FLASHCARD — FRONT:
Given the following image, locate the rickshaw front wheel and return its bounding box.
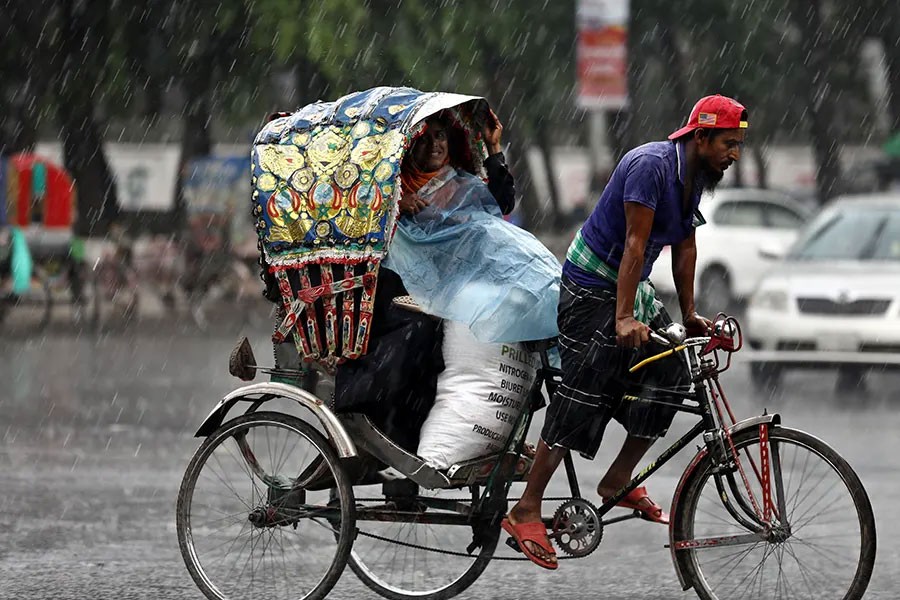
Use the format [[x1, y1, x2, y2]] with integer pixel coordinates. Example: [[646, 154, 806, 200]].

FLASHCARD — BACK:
[[176, 411, 356, 600]]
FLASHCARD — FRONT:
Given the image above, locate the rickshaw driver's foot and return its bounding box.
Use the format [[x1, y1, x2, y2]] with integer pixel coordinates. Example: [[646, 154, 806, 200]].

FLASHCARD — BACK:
[[597, 482, 670, 525], [505, 504, 558, 568]]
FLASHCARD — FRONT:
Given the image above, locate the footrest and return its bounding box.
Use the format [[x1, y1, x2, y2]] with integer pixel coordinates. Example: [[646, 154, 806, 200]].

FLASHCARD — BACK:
[[382, 478, 419, 498], [505, 536, 522, 553]]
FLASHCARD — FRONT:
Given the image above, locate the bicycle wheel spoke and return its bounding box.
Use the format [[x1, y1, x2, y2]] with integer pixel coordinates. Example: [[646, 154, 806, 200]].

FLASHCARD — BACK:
[[349, 486, 494, 599], [791, 502, 852, 535], [783, 539, 822, 597]]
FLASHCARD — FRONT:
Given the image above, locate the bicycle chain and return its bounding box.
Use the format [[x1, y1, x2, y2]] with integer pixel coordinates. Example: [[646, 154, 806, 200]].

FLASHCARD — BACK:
[[354, 528, 577, 561], [354, 496, 576, 503], [353, 496, 582, 561]]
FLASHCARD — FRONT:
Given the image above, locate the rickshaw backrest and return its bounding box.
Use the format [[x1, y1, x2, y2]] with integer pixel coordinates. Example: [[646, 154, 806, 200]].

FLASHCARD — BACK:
[[251, 87, 490, 371], [2, 154, 76, 229]]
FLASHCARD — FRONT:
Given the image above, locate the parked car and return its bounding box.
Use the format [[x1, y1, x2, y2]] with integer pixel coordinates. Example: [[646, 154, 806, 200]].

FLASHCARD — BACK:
[[745, 194, 900, 391], [650, 188, 810, 312]]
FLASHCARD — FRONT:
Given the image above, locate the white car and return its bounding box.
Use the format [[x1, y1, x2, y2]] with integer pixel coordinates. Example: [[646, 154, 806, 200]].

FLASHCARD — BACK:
[[650, 188, 810, 311], [746, 194, 900, 391]]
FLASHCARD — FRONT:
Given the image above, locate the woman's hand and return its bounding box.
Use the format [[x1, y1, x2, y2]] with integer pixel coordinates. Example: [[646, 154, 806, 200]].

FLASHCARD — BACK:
[[683, 312, 713, 337], [399, 192, 430, 215], [616, 316, 650, 348], [483, 109, 503, 155]]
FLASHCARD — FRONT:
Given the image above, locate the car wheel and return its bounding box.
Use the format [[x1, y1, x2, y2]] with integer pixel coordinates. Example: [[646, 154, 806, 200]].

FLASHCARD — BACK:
[[835, 367, 867, 393], [750, 362, 782, 396], [699, 266, 733, 315]]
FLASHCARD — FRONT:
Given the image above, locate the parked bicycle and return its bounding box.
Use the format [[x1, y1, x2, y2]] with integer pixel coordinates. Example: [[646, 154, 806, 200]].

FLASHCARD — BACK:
[[92, 228, 261, 331], [1, 228, 94, 331], [176, 313, 876, 600]]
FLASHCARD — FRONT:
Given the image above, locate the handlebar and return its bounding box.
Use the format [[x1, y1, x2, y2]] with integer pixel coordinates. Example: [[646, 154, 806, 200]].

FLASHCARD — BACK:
[[630, 314, 743, 374]]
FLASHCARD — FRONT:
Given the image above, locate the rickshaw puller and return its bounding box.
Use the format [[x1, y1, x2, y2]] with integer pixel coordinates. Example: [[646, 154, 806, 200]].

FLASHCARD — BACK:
[[503, 95, 749, 570]]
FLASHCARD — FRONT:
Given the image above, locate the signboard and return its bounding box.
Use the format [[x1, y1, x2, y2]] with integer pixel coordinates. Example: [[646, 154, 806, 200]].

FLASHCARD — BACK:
[[183, 156, 250, 214], [35, 142, 180, 211], [183, 156, 255, 257], [577, 0, 629, 110]]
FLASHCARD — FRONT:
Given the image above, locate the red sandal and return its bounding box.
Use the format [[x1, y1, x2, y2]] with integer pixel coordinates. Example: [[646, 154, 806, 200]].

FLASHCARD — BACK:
[[501, 518, 558, 570], [605, 486, 669, 525]]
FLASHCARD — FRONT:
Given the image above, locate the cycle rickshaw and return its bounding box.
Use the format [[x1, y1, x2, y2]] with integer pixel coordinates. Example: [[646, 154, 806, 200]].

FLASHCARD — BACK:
[[175, 87, 876, 600], [0, 153, 93, 330]]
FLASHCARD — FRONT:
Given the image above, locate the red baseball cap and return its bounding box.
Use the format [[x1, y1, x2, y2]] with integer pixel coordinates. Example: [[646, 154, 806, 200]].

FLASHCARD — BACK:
[[668, 95, 749, 140]]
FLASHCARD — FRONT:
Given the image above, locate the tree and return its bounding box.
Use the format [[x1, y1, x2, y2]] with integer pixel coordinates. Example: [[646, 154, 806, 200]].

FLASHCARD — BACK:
[[790, 0, 844, 203], [3, 0, 120, 235], [250, 0, 577, 231]]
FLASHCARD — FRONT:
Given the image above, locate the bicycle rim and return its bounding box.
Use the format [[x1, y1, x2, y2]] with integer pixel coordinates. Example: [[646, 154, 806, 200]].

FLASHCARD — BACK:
[[348, 486, 496, 600], [176, 412, 355, 600], [5, 270, 52, 332], [677, 426, 875, 600]]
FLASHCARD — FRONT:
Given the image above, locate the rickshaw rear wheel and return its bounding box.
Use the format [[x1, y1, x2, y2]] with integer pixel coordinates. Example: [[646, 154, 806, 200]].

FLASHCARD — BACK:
[[176, 411, 356, 600], [347, 484, 498, 600]]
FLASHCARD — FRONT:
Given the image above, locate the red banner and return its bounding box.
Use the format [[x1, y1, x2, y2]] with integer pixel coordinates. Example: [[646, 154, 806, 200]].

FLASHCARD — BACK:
[[577, 0, 629, 110]]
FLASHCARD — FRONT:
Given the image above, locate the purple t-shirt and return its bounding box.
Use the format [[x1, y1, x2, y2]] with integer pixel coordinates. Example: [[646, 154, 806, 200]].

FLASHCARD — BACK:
[[563, 141, 703, 288]]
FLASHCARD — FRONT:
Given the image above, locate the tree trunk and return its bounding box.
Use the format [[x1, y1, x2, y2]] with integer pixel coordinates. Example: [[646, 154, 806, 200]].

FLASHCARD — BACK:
[[174, 51, 215, 234], [753, 145, 769, 189], [882, 13, 900, 133], [732, 157, 745, 187], [505, 133, 541, 232], [0, 78, 39, 154], [606, 108, 631, 164], [55, 0, 119, 236], [481, 51, 543, 232], [792, 0, 843, 204], [537, 126, 563, 229], [658, 24, 690, 129], [295, 56, 331, 108]]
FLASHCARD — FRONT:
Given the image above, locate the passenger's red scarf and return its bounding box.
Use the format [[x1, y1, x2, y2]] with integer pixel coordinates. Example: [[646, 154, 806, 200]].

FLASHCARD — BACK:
[[401, 157, 450, 195]]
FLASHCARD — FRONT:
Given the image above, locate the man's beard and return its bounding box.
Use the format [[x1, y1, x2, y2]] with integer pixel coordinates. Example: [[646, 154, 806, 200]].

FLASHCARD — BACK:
[[698, 161, 725, 193]]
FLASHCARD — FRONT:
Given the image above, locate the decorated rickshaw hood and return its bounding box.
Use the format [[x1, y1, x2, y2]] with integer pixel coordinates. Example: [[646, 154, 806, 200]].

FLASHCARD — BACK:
[[251, 86, 491, 268]]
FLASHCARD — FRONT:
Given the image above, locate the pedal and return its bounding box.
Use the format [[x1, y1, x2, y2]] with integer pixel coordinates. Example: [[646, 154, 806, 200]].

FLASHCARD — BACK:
[[505, 536, 522, 553]]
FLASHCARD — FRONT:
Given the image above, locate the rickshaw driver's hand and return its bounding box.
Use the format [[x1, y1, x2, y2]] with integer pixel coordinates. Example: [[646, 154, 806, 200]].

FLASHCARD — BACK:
[[616, 316, 650, 348], [399, 192, 430, 215], [683, 312, 713, 337], [483, 109, 503, 155]]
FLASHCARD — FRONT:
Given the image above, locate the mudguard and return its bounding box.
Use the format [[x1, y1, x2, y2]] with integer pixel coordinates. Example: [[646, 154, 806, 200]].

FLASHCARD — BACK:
[[669, 413, 781, 590], [194, 381, 358, 458]]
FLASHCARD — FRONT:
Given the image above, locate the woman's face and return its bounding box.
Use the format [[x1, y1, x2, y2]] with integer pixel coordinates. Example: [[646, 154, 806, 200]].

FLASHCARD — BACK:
[[411, 120, 449, 171]]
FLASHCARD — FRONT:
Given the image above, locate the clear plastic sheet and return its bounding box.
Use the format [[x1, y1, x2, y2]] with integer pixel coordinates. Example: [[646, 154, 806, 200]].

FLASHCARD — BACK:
[[385, 169, 561, 343]]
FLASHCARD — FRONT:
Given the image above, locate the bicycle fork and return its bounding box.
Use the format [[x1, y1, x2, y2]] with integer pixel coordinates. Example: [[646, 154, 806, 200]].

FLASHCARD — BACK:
[[696, 420, 791, 547]]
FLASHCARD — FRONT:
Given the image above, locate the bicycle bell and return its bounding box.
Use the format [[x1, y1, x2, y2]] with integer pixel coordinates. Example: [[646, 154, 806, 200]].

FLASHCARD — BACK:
[[713, 319, 737, 339], [663, 322, 687, 344]]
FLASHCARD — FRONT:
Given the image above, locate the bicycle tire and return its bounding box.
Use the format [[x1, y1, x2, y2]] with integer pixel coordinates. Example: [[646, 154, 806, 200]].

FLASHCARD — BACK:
[[176, 411, 356, 600], [347, 490, 498, 600], [6, 266, 53, 331], [673, 426, 876, 600], [189, 259, 251, 331]]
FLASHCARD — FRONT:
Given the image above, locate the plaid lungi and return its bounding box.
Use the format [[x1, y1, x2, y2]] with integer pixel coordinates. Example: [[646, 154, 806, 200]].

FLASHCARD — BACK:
[[541, 276, 692, 460]]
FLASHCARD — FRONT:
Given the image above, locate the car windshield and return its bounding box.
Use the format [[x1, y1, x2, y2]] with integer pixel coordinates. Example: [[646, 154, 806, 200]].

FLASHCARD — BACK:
[[789, 205, 900, 261]]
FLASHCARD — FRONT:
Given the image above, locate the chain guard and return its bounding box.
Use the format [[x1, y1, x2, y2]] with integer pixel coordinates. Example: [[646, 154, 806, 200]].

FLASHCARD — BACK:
[[551, 498, 603, 558]]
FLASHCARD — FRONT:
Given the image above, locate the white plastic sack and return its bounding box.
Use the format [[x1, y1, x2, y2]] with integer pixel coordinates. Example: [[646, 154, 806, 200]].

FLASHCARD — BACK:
[[417, 320, 537, 469]]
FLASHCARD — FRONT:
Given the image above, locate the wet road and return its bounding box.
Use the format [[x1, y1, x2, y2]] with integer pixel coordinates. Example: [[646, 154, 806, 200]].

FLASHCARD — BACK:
[[1, 309, 898, 599]]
